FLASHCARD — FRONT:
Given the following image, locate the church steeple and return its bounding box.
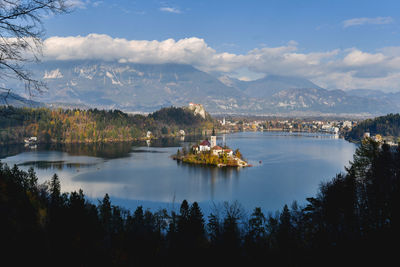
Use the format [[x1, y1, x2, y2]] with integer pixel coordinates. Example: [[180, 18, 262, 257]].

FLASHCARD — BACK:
[[211, 127, 217, 147]]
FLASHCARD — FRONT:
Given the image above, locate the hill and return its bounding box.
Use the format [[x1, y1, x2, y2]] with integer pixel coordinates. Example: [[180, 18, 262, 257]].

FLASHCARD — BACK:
[[237, 74, 322, 98], [0, 92, 43, 108], [0, 105, 213, 145], [347, 89, 400, 111], [345, 113, 400, 142]]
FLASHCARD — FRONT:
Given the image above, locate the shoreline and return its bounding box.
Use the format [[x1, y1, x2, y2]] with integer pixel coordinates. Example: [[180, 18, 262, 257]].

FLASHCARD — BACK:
[[0, 130, 347, 146], [171, 154, 250, 168]]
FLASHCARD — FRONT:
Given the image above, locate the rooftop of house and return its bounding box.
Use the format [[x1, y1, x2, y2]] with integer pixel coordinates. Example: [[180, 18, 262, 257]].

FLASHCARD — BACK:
[[200, 140, 211, 146]]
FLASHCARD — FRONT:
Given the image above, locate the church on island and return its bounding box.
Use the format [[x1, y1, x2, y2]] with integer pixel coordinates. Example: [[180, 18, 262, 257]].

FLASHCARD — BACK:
[[192, 130, 233, 157], [193, 139, 234, 157], [175, 129, 248, 167]]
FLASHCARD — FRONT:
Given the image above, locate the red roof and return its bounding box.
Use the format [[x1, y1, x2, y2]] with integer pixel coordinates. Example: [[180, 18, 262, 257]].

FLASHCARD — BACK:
[[212, 146, 223, 150], [224, 149, 232, 152], [200, 140, 210, 146]]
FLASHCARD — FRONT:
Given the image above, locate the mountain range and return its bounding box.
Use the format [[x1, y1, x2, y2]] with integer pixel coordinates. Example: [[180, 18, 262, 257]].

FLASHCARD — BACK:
[[0, 92, 43, 108], [3, 60, 400, 116]]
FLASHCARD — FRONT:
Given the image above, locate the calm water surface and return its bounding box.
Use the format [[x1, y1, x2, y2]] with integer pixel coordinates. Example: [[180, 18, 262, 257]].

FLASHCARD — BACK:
[[1, 132, 356, 213]]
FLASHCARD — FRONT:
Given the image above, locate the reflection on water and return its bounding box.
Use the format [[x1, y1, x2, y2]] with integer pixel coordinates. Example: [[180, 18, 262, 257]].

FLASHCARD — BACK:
[[0, 136, 200, 160], [131, 149, 168, 153], [17, 160, 98, 170], [0, 132, 356, 212], [0, 144, 27, 159], [176, 161, 240, 199]]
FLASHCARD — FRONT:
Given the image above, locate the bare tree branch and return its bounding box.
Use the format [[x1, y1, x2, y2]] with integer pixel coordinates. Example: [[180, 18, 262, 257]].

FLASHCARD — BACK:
[[0, 0, 69, 105]]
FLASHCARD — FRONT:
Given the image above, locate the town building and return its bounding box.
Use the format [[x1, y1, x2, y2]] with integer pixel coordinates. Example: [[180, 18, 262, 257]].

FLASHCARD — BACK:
[[199, 140, 211, 152], [212, 146, 223, 156], [223, 149, 233, 157]]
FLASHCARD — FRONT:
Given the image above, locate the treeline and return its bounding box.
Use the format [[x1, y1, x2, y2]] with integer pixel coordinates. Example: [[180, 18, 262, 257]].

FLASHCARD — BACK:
[[0, 106, 212, 145], [346, 113, 400, 142], [1, 139, 399, 266]]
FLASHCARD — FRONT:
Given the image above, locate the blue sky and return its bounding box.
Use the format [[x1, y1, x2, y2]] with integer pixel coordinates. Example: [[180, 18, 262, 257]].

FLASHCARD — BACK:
[[39, 0, 400, 91]]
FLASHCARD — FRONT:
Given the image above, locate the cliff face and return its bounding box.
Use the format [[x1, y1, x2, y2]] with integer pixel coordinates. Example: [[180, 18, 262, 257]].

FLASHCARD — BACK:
[[187, 103, 206, 119]]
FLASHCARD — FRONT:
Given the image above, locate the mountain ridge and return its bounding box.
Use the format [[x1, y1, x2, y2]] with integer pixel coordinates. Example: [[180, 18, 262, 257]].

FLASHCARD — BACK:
[[4, 60, 399, 115]]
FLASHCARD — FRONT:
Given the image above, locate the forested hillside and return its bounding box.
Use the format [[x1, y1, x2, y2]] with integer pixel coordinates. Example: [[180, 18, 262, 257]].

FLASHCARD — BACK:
[[1, 139, 399, 266], [0, 106, 213, 145], [346, 113, 400, 142], [149, 106, 212, 129]]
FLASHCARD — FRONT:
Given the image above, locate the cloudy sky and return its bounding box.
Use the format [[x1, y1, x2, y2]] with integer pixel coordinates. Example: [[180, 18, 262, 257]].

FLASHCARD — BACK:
[[40, 0, 400, 92]]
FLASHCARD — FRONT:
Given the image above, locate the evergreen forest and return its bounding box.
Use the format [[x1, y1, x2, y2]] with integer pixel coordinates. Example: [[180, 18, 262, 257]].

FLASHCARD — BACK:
[[346, 113, 400, 142]]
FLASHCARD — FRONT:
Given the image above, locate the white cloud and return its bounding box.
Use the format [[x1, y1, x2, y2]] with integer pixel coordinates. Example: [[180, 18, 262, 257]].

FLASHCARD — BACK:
[[43, 34, 229, 71], [66, 0, 104, 9], [343, 16, 394, 28], [66, 0, 89, 9], [41, 34, 400, 91], [343, 49, 386, 66], [160, 7, 181, 14], [92, 1, 103, 8]]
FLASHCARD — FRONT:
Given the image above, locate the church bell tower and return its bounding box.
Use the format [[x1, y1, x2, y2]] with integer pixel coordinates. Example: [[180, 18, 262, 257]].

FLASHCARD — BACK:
[[211, 127, 217, 147]]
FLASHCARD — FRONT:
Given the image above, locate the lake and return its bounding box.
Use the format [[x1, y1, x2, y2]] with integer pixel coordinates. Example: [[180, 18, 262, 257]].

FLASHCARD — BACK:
[[0, 131, 356, 213]]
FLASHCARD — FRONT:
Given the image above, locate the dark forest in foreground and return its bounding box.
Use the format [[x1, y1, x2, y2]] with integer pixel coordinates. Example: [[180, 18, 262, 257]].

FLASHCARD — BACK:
[[1, 138, 400, 266]]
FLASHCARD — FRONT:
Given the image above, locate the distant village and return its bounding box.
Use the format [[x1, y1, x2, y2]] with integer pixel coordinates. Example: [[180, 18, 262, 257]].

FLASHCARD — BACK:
[[215, 116, 398, 146], [216, 117, 355, 135]]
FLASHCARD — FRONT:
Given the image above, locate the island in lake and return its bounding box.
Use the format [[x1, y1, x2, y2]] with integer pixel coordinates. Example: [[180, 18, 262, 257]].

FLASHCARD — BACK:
[[172, 130, 249, 167]]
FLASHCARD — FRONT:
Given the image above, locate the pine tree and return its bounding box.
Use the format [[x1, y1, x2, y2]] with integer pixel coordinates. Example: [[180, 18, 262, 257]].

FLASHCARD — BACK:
[[177, 200, 190, 234], [188, 202, 206, 244], [278, 205, 292, 249], [248, 207, 266, 241], [133, 206, 144, 230], [27, 167, 38, 191], [49, 173, 61, 206], [208, 213, 221, 244], [99, 193, 112, 233]]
